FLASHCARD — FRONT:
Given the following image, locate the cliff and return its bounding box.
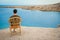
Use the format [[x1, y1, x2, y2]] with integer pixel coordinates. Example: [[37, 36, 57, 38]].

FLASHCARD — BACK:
[[0, 3, 60, 11]]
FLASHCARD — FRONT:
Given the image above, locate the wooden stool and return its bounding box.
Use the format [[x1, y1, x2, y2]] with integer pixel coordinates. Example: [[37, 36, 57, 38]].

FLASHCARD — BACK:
[[9, 15, 21, 34]]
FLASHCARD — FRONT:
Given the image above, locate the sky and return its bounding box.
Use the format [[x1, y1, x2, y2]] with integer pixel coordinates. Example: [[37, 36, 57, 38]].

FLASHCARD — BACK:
[[0, 0, 60, 5]]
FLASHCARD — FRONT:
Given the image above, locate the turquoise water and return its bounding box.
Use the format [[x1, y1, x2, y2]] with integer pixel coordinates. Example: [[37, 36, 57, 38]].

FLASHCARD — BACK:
[[0, 8, 60, 29]]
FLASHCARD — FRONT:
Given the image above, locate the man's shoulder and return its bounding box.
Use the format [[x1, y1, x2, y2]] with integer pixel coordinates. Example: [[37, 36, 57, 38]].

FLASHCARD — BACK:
[[10, 15, 20, 18]]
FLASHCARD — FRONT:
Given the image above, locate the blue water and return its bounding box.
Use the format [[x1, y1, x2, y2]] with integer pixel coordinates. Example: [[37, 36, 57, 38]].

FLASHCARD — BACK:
[[0, 8, 60, 29]]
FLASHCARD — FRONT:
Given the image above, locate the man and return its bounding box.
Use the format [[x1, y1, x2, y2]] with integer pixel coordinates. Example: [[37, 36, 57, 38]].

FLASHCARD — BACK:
[[9, 9, 21, 33]]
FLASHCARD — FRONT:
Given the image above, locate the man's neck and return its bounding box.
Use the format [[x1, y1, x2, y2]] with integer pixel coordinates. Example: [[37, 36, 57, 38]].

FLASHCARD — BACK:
[[14, 14, 17, 15]]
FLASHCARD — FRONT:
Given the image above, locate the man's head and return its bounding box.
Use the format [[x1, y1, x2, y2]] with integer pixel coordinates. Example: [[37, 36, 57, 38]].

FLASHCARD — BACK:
[[13, 9, 17, 14]]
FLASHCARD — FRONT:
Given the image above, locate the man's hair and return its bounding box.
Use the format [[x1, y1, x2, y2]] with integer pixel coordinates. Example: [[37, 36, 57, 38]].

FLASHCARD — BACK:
[[13, 9, 17, 13]]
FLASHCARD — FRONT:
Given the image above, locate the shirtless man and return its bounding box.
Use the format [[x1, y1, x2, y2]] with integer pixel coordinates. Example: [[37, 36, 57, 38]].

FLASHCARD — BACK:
[[9, 9, 21, 33]]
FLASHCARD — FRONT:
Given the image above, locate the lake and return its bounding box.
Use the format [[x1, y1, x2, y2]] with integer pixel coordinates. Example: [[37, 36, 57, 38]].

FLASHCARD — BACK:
[[0, 7, 60, 29]]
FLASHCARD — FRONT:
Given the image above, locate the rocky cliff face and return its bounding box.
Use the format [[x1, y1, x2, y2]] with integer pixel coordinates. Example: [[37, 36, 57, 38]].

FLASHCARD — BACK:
[[36, 3, 60, 11]]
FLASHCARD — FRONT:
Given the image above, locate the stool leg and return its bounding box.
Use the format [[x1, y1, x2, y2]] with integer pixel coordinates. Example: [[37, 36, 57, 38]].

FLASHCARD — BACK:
[[13, 28, 16, 32], [18, 26, 21, 34], [10, 26, 12, 33]]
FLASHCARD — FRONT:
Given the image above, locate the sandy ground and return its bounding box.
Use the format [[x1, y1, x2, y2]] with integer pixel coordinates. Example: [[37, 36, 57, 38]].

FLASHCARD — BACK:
[[0, 26, 60, 40]]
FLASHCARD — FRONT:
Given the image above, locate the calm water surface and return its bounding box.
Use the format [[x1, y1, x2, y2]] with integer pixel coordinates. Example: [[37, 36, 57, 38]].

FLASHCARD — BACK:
[[0, 8, 60, 29]]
